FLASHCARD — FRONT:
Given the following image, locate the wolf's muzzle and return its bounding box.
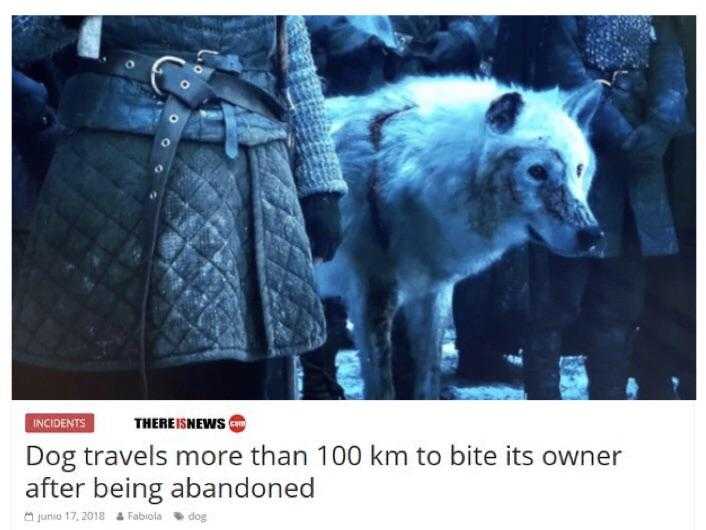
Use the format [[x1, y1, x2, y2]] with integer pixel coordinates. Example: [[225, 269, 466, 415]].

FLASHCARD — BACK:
[[576, 225, 605, 252]]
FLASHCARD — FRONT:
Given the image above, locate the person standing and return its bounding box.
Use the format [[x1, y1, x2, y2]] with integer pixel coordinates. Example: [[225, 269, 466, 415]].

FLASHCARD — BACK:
[[12, 16, 346, 399], [518, 16, 689, 399], [633, 16, 696, 399]]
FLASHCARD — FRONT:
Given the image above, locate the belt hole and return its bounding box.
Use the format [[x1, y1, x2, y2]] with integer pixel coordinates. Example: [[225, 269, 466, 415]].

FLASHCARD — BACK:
[[193, 65, 203, 74], [169, 114, 179, 123], [161, 138, 171, 148], [180, 80, 191, 90], [154, 164, 164, 173], [125, 59, 135, 69], [148, 191, 158, 200]]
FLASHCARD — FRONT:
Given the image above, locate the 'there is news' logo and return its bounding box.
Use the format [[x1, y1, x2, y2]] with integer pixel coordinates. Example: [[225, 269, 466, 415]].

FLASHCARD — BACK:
[[134, 415, 246, 433]]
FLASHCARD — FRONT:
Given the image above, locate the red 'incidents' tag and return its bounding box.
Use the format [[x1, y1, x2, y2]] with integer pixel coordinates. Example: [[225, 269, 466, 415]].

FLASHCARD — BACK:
[[25, 413, 95, 433]]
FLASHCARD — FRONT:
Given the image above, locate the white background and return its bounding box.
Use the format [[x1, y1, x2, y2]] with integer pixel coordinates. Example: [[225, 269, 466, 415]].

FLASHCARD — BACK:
[[2, 2, 704, 530], [9, 401, 698, 529]]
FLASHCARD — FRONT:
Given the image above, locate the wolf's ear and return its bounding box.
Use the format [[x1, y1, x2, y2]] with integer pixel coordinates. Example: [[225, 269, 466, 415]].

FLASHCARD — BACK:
[[563, 82, 603, 131], [486, 92, 524, 134]]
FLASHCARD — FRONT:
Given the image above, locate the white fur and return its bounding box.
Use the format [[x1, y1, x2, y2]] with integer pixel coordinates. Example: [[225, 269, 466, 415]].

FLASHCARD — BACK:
[[317, 75, 599, 399]]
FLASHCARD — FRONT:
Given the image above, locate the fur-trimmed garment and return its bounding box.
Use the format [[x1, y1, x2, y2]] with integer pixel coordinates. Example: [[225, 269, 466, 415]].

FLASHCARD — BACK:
[[12, 16, 346, 370]]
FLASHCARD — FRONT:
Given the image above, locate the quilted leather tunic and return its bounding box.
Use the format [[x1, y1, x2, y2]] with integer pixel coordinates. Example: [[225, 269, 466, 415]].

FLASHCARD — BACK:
[[13, 16, 345, 370]]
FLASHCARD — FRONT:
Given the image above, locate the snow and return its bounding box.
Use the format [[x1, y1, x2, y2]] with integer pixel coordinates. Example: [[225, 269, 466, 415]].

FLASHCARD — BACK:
[[303, 328, 639, 400]]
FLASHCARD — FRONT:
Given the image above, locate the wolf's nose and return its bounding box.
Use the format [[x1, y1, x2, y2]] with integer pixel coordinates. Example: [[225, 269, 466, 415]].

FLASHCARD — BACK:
[[577, 226, 605, 251]]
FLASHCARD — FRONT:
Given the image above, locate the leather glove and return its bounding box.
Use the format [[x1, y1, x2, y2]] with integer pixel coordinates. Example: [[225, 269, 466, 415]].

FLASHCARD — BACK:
[[61, 16, 86, 30], [300, 193, 343, 263], [621, 120, 672, 180], [427, 29, 479, 73], [622, 120, 671, 157]]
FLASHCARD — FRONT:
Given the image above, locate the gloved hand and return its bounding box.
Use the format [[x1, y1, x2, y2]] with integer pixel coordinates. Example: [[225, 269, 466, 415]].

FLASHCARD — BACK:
[[427, 28, 479, 73], [621, 120, 671, 157], [300, 193, 342, 263], [621, 120, 672, 180], [61, 16, 86, 30]]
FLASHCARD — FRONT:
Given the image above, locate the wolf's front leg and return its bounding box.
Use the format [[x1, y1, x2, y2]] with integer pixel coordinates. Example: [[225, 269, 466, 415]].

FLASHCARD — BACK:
[[401, 287, 453, 399], [351, 279, 398, 400]]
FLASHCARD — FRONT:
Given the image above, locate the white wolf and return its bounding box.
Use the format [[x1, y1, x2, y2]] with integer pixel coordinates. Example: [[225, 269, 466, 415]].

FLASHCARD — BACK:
[[316, 76, 604, 399]]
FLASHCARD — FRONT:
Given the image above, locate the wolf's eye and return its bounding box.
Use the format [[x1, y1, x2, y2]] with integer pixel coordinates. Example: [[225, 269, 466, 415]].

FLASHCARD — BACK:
[[577, 164, 584, 178], [528, 164, 548, 181]]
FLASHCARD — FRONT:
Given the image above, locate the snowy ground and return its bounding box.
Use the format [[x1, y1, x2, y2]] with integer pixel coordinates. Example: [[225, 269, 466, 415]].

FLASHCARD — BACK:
[[322, 328, 639, 400]]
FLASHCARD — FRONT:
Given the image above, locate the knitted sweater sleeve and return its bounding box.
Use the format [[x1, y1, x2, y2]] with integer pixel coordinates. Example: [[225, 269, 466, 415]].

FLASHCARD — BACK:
[[12, 16, 77, 66], [285, 16, 347, 197]]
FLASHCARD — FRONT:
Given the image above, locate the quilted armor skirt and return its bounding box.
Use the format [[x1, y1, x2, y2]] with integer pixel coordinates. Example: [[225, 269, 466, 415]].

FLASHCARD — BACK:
[[13, 129, 326, 371]]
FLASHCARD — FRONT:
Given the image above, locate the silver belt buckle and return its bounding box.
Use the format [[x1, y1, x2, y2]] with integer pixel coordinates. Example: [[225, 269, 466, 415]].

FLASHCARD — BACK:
[[196, 49, 219, 63], [150, 55, 186, 97], [611, 69, 630, 87], [599, 69, 630, 88]]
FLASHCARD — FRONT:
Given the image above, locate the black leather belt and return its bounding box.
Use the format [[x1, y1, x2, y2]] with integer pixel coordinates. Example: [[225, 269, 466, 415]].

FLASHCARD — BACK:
[[81, 50, 287, 397], [83, 50, 286, 121]]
